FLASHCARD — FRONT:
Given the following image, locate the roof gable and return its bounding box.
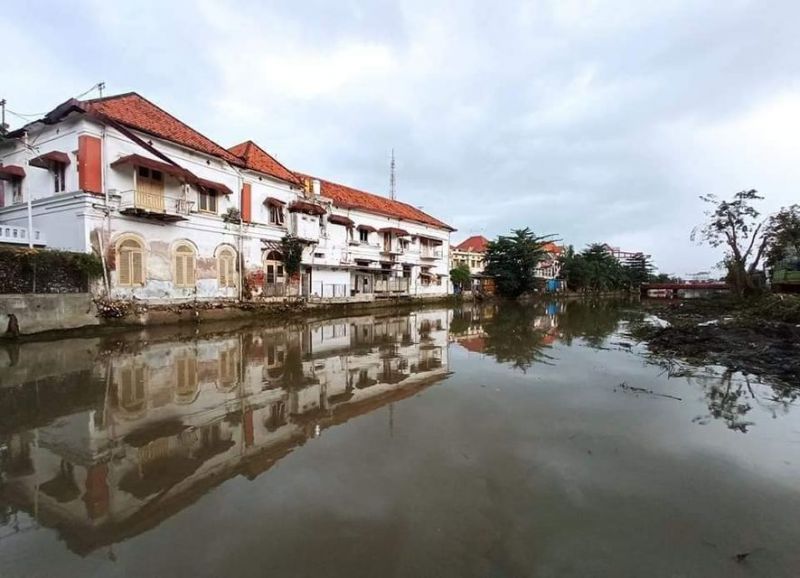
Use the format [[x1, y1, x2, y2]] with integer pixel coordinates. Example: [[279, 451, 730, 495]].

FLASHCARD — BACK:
[[455, 235, 489, 252], [228, 140, 299, 185], [82, 93, 242, 164], [297, 173, 454, 231]]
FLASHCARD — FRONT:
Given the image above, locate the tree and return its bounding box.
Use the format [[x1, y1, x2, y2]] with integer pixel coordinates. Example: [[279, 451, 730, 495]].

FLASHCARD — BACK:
[[484, 228, 553, 298], [691, 190, 771, 297], [560, 244, 631, 292], [450, 263, 472, 292], [764, 204, 800, 269], [280, 235, 305, 277], [622, 253, 653, 287]]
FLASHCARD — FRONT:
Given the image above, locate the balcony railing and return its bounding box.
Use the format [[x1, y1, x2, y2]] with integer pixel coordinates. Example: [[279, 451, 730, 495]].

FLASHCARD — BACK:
[[0, 225, 46, 246], [374, 278, 410, 293], [420, 248, 443, 259], [117, 189, 193, 222]]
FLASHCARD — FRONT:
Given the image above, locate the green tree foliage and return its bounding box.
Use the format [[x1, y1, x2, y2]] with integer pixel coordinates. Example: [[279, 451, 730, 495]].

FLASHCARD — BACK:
[[559, 244, 631, 291], [280, 235, 305, 277], [449, 263, 472, 291], [621, 253, 654, 286], [484, 228, 553, 298], [691, 190, 771, 297], [764, 204, 800, 269]]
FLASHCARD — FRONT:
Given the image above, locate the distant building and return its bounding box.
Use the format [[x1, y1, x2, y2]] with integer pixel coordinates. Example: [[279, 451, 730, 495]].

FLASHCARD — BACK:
[[601, 244, 648, 262], [451, 235, 489, 275]]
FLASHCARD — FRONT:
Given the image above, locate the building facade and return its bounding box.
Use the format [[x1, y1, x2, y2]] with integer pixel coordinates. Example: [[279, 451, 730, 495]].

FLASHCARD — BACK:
[[0, 92, 453, 303], [450, 235, 489, 275]]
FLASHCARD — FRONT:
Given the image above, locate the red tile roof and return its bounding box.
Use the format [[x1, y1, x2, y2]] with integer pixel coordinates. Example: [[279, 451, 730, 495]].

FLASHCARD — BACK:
[[82, 93, 242, 165], [296, 173, 454, 231], [542, 242, 564, 255], [228, 140, 300, 185], [455, 235, 489, 253]]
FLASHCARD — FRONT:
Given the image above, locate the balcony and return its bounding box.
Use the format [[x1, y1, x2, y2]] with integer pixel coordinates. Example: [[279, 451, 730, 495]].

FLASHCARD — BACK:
[[0, 225, 46, 246], [117, 189, 192, 222], [420, 247, 443, 260]]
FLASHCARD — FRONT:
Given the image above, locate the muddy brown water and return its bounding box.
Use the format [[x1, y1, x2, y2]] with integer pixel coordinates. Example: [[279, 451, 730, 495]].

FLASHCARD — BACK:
[[1, 301, 798, 577]]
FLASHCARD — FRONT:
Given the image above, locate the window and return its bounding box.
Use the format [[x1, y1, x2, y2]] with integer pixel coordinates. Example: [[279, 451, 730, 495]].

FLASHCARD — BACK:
[[264, 251, 285, 285], [53, 164, 67, 193], [11, 179, 23, 205], [269, 204, 284, 226], [218, 247, 237, 288], [117, 238, 145, 286], [174, 243, 196, 288], [137, 166, 164, 192], [359, 228, 369, 243], [198, 190, 218, 213]]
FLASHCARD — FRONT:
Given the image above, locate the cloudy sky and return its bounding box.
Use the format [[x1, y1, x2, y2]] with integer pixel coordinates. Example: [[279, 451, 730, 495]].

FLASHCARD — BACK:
[[5, 0, 799, 275]]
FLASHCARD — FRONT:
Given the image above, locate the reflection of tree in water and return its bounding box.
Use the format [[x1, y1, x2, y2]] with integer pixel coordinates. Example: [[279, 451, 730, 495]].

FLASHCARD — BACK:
[[482, 304, 553, 372], [658, 360, 799, 433], [557, 300, 626, 348]]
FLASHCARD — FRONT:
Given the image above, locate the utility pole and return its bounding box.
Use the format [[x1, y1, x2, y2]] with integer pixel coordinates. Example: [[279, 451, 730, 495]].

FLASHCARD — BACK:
[[98, 82, 105, 98], [389, 148, 396, 200], [0, 99, 7, 135]]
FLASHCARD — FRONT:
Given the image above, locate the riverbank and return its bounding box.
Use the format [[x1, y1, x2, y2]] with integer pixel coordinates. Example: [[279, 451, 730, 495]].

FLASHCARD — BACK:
[[631, 295, 800, 387], [1, 293, 464, 342]]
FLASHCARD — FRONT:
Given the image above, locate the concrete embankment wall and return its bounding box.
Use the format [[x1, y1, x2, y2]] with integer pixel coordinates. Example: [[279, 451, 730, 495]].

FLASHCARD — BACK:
[[1, 293, 100, 336], [1, 293, 460, 338]]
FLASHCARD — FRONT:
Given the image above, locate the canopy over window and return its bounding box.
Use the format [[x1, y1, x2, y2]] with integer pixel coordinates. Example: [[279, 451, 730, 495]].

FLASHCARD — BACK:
[[29, 151, 70, 169], [357, 224, 377, 233], [378, 227, 410, 236], [288, 200, 326, 216], [111, 154, 194, 181], [195, 177, 233, 195], [328, 215, 355, 227], [416, 234, 443, 244], [265, 196, 286, 207], [0, 165, 25, 181]]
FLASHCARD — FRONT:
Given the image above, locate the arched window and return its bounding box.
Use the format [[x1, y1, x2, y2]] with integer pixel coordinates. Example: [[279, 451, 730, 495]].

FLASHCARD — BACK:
[[217, 247, 237, 288], [264, 250, 285, 295], [117, 237, 145, 286], [174, 243, 196, 288]]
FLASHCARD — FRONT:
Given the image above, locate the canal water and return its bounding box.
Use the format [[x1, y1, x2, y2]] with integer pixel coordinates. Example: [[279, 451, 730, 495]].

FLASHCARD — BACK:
[[1, 301, 798, 577]]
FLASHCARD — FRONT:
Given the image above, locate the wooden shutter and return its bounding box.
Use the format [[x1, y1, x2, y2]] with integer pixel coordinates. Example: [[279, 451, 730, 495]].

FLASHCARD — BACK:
[[186, 254, 195, 286], [241, 183, 252, 222], [78, 135, 103, 194], [131, 251, 144, 285], [175, 253, 186, 287], [119, 249, 132, 286]]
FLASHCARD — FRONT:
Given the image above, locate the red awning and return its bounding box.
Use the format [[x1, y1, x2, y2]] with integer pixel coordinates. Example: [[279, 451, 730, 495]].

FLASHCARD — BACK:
[[265, 196, 286, 207], [195, 177, 233, 195], [328, 215, 354, 227], [29, 151, 71, 169], [378, 227, 410, 236], [288, 200, 326, 216], [110, 154, 194, 180], [357, 224, 377, 232], [0, 165, 25, 181]]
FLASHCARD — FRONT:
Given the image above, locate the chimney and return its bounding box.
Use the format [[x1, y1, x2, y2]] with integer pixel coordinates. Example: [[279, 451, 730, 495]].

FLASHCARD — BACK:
[[312, 179, 321, 196]]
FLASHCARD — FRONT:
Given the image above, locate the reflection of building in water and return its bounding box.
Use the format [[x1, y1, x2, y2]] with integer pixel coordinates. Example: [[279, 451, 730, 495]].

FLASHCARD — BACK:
[[0, 310, 450, 555]]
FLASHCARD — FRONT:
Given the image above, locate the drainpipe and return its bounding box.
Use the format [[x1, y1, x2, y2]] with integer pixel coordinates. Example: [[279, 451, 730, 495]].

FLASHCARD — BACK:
[[23, 131, 33, 248], [100, 125, 111, 293]]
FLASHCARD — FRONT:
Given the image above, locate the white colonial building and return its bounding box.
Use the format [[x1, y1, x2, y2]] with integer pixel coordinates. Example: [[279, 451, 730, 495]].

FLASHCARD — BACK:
[[0, 92, 453, 303]]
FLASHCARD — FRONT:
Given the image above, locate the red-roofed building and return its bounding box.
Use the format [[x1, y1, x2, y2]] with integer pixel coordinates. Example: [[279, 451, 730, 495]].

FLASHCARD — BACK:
[[451, 235, 490, 275], [0, 91, 455, 308]]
